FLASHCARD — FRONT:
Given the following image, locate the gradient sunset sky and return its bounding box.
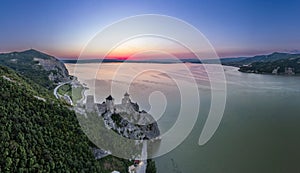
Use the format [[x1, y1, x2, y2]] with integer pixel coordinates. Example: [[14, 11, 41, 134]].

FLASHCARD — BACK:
[[0, 0, 300, 59]]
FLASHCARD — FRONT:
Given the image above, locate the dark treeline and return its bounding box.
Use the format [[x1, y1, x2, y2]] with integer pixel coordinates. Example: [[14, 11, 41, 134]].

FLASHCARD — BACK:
[[0, 66, 131, 172]]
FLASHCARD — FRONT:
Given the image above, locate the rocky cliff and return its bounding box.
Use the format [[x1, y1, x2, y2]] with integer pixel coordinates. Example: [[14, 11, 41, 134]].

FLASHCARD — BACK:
[[0, 49, 71, 89], [95, 94, 160, 140]]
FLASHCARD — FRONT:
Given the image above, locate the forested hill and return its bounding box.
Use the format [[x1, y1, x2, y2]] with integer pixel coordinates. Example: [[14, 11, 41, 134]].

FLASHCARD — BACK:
[[238, 55, 300, 74], [221, 52, 300, 75], [0, 65, 131, 172], [0, 49, 71, 89]]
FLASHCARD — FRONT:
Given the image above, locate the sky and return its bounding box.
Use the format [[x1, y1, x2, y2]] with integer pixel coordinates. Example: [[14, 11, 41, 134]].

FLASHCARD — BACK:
[[0, 0, 300, 59]]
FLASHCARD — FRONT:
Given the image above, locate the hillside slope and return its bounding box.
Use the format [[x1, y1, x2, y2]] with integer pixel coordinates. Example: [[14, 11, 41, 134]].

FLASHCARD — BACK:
[[0, 49, 70, 89], [221, 52, 299, 66], [221, 52, 300, 75], [0, 65, 130, 172], [239, 56, 300, 74]]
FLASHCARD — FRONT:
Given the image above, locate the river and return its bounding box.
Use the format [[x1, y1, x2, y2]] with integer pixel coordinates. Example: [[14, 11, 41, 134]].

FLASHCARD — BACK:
[[65, 63, 300, 173]]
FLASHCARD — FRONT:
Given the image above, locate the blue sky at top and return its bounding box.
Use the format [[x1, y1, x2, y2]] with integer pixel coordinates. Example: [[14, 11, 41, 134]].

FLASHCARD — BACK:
[[0, 0, 299, 58]]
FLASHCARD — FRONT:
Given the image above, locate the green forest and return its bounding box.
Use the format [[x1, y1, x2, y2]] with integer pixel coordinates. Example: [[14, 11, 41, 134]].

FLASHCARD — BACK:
[[0, 65, 132, 172]]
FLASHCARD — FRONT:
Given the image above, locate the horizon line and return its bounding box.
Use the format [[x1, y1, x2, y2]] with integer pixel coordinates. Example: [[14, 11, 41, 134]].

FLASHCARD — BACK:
[[1, 48, 300, 61]]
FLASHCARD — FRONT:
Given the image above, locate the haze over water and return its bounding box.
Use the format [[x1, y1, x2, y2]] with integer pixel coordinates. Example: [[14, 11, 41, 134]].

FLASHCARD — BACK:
[[66, 63, 300, 173]]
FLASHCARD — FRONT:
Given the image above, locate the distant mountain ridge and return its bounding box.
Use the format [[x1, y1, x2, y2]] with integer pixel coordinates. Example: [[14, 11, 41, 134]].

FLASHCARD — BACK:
[[0, 49, 71, 89], [220, 52, 300, 66], [61, 58, 201, 64], [220, 52, 300, 75], [62, 52, 300, 66]]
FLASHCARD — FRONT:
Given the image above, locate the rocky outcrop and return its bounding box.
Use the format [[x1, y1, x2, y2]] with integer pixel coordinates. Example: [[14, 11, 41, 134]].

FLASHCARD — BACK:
[[95, 93, 160, 140], [0, 49, 71, 89], [33, 56, 70, 82]]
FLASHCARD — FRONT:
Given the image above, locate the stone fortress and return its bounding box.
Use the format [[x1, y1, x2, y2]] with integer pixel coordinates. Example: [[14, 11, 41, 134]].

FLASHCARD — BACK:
[[86, 92, 160, 140], [98, 92, 156, 125]]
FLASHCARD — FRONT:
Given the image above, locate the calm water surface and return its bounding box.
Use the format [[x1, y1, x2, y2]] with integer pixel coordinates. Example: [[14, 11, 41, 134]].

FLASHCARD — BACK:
[[66, 63, 300, 173]]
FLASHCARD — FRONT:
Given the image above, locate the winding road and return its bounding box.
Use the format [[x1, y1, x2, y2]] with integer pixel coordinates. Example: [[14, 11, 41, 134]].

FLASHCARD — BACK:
[[53, 81, 70, 99], [136, 141, 147, 173]]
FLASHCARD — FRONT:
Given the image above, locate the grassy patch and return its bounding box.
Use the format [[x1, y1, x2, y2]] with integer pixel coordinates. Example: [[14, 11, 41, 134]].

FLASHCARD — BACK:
[[57, 83, 84, 103], [71, 86, 84, 103]]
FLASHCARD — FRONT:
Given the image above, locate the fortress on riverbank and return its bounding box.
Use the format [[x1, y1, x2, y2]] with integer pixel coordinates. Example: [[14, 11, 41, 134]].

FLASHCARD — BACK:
[[85, 92, 160, 140], [96, 92, 155, 125]]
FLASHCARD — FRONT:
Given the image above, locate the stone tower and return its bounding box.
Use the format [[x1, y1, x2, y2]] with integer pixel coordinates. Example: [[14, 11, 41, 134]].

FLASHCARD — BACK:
[[106, 95, 114, 112], [122, 92, 131, 106]]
